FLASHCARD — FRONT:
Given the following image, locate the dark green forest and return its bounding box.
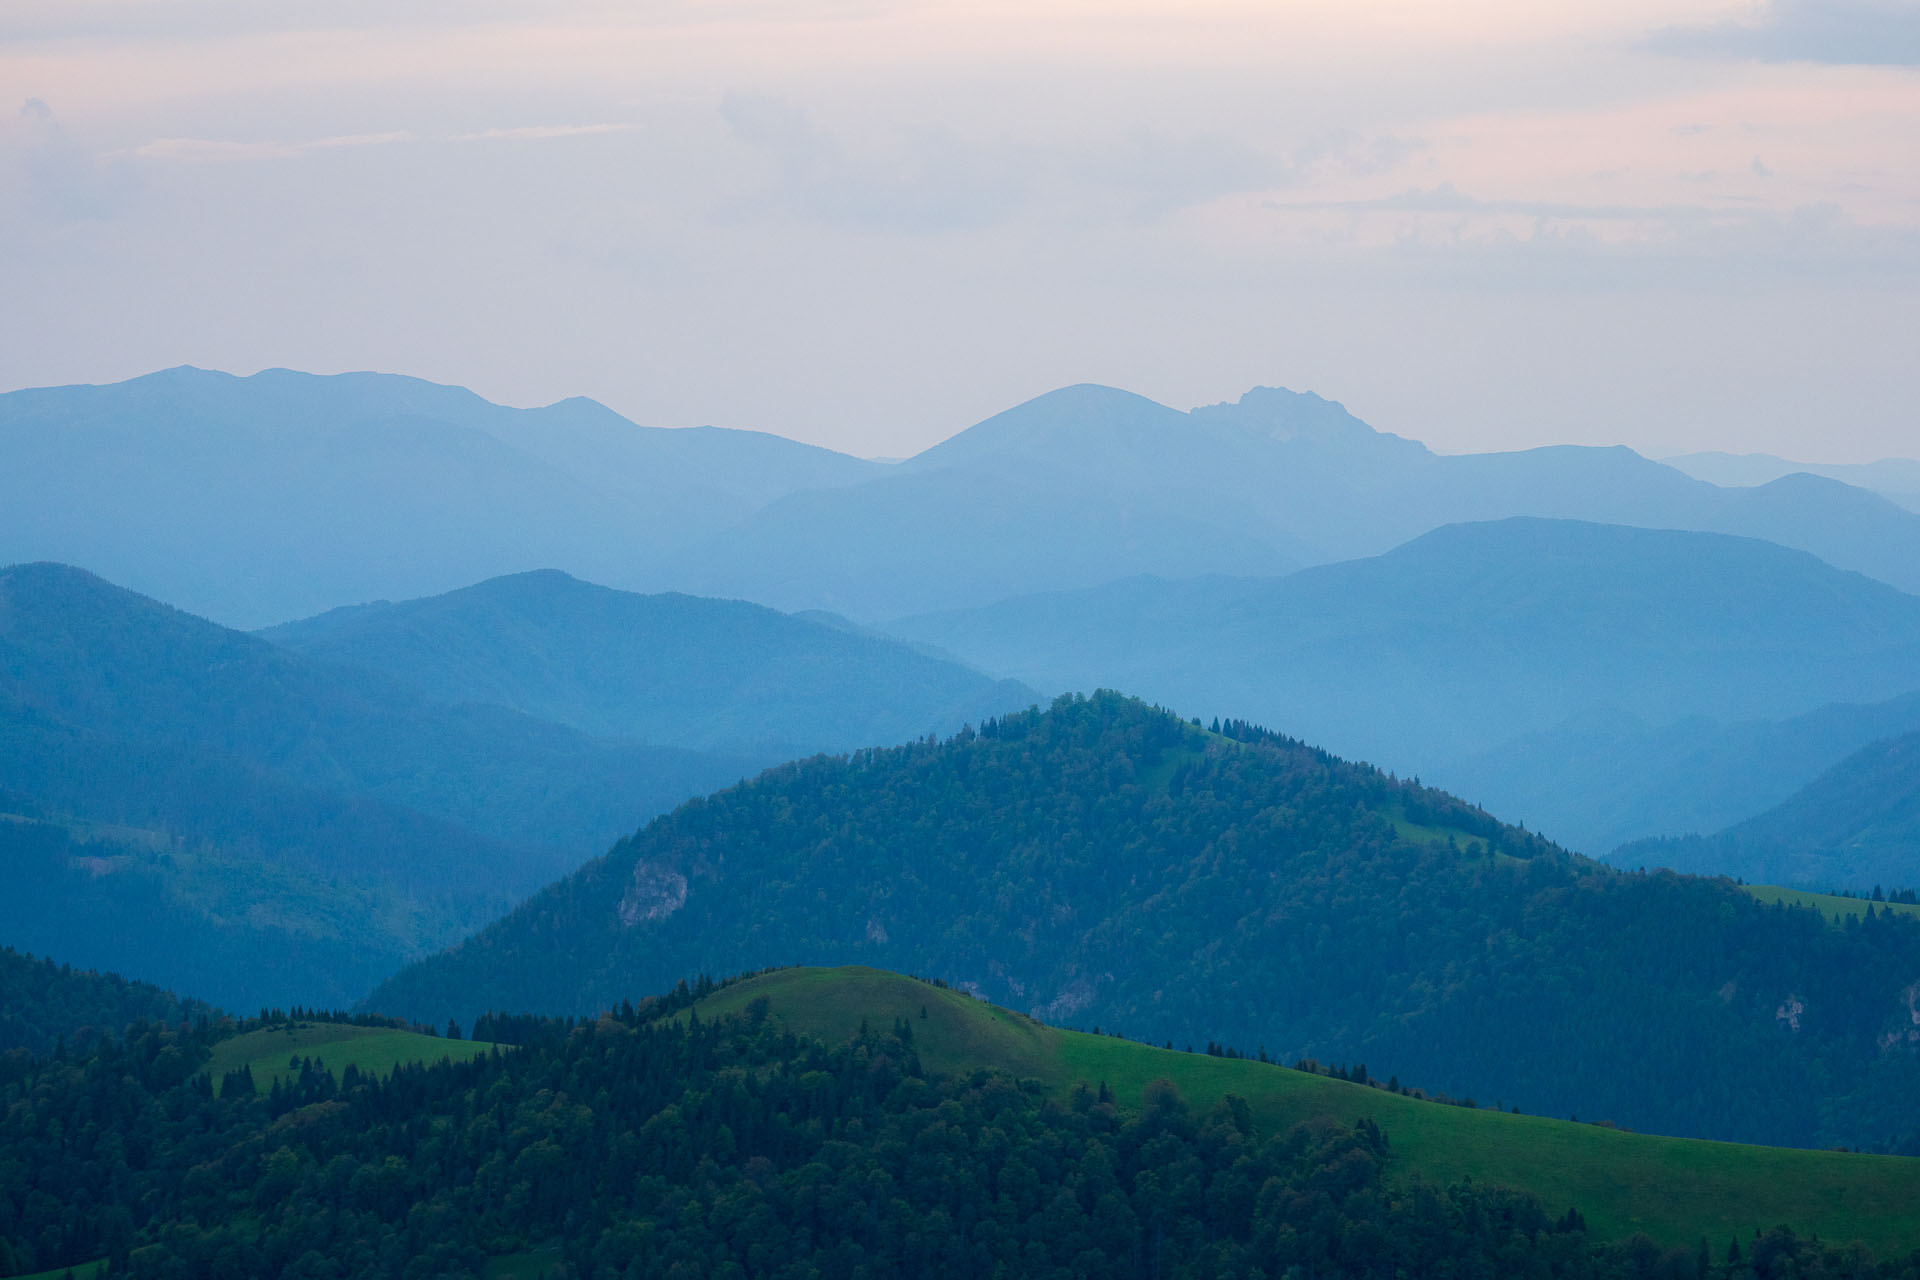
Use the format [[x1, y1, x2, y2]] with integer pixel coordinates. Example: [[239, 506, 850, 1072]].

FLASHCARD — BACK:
[[4, 975, 1915, 1280], [0, 946, 212, 1058], [369, 693, 1920, 1153]]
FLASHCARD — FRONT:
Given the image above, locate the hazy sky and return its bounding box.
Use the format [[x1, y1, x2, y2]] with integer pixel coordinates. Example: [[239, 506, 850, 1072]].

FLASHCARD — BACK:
[[3, 0, 1918, 460]]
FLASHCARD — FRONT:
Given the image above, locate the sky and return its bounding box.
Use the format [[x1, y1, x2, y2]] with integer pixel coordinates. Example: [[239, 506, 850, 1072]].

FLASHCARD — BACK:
[[2, 0, 1918, 461]]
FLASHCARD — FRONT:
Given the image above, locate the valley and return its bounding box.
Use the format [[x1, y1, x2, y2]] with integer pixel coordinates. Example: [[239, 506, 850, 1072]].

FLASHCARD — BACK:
[[5, 367, 1920, 1276]]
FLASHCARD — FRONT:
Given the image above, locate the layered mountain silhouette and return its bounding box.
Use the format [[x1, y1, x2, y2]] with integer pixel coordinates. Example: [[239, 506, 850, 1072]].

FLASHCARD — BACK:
[[1448, 690, 1920, 860], [891, 519, 1920, 761], [261, 570, 1036, 759], [0, 562, 755, 1009], [888, 519, 1920, 859], [0, 562, 1032, 1011], [1618, 730, 1920, 889], [366, 693, 1920, 1151], [13, 370, 1920, 627], [1667, 451, 1920, 513], [0, 367, 879, 627], [665, 383, 1920, 617]]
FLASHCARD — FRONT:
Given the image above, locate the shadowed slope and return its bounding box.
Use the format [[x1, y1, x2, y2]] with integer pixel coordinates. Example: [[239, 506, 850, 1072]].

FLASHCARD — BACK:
[[261, 570, 1036, 757]]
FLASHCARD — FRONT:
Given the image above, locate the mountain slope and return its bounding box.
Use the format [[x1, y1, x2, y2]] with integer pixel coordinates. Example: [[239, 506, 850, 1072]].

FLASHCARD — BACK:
[[0, 944, 214, 1057], [659, 461, 1302, 619], [0, 562, 751, 859], [1618, 731, 1920, 889], [259, 570, 1037, 757], [17, 974, 1920, 1279], [888, 519, 1920, 787], [692, 966, 1920, 1252], [0, 562, 757, 1010], [1445, 690, 1920, 857], [366, 692, 1920, 1151], [0, 366, 876, 627]]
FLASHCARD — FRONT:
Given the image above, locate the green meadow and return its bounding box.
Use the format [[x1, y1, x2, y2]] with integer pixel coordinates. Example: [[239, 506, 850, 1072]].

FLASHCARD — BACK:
[[1745, 883, 1920, 925], [202, 1022, 497, 1096], [7, 1262, 106, 1280], [694, 966, 1920, 1256]]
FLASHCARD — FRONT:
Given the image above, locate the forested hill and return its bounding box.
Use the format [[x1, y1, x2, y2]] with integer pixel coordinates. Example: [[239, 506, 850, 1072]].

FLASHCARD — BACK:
[[0, 945, 212, 1057], [368, 693, 1920, 1152], [12, 971, 1918, 1279]]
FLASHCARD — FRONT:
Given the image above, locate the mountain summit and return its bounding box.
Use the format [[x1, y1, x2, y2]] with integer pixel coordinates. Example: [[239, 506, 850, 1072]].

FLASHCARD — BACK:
[[367, 691, 1920, 1151], [14, 367, 1920, 624]]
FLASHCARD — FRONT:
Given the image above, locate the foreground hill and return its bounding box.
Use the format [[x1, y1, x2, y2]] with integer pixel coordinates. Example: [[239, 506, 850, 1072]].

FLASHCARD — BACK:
[[887, 520, 1920, 848], [261, 570, 1036, 758], [0, 562, 755, 1010], [369, 692, 1920, 1151], [8, 966, 1919, 1279], [1620, 731, 1920, 889], [690, 966, 1920, 1253]]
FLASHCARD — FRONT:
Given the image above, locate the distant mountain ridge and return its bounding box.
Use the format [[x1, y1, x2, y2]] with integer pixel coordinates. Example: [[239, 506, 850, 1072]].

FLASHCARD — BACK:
[[1666, 451, 1920, 512], [0, 366, 879, 627], [12, 367, 1920, 625], [259, 569, 1038, 758], [1618, 730, 1920, 889], [890, 518, 1920, 760], [886, 519, 1920, 868], [671, 382, 1920, 618], [1448, 689, 1920, 859]]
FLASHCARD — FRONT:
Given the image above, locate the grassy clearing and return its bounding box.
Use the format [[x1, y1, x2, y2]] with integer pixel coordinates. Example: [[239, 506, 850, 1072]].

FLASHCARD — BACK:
[[695, 966, 1920, 1256], [1383, 806, 1522, 863], [1745, 883, 1920, 924], [7, 1261, 105, 1280], [202, 1023, 496, 1096]]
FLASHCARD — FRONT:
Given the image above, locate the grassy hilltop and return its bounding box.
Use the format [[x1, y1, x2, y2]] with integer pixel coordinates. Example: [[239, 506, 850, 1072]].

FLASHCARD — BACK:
[[691, 965, 1920, 1255], [201, 1021, 497, 1096]]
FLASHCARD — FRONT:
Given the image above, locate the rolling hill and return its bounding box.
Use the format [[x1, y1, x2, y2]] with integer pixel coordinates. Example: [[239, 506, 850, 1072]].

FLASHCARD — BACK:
[[259, 570, 1037, 758], [365, 691, 1920, 1152], [688, 965, 1920, 1253], [1619, 730, 1920, 889], [18, 964, 1920, 1278]]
